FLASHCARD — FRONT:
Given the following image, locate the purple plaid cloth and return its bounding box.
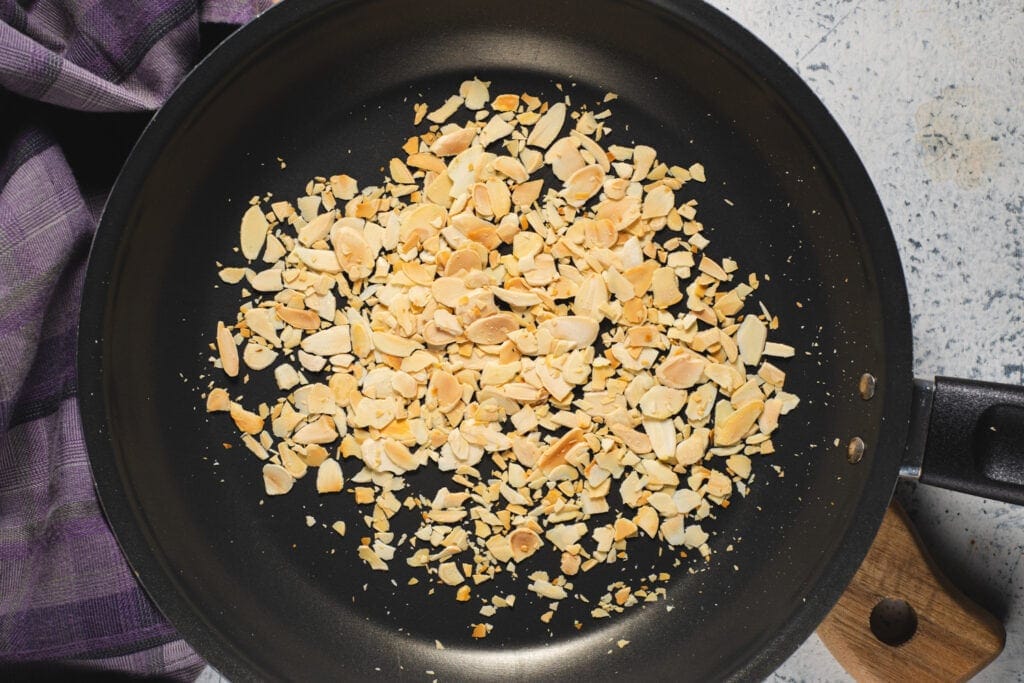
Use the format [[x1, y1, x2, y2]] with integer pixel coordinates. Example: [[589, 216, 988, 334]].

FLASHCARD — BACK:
[[0, 0, 271, 678]]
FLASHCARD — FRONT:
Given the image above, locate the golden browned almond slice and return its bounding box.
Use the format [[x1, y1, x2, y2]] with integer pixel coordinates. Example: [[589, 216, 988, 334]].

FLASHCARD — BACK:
[[316, 458, 344, 493], [262, 463, 294, 495], [205, 387, 230, 412], [563, 164, 605, 207], [714, 400, 764, 446], [538, 316, 599, 349], [216, 321, 239, 377], [240, 205, 269, 260], [465, 313, 519, 345], [526, 102, 566, 149], [508, 527, 543, 562], [275, 305, 320, 330]]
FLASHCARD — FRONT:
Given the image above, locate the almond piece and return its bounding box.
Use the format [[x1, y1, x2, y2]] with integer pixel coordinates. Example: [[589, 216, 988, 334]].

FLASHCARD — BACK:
[[508, 527, 543, 562], [276, 305, 320, 331], [316, 458, 344, 493], [638, 386, 686, 420], [714, 400, 764, 446], [428, 370, 463, 412], [240, 205, 269, 260], [205, 387, 230, 412], [301, 326, 351, 356], [230, 402, 264, 435], [465, 313, 519, 345], [216, 321, 239, 377], [736, 315, 768, 366], [656, 352, 705, 389], [262, 463, 294, 496], [538, 316, 599, 350], [526, 102, 566, 149], [243, 343, 278, 371], [563, 164, 605, 207]]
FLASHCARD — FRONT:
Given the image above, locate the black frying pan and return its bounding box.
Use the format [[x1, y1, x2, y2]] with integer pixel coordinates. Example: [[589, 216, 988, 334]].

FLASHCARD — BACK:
[[77, 0, 1024, 680]]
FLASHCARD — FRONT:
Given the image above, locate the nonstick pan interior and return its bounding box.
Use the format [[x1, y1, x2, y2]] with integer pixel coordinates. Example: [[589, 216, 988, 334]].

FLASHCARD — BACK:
[[79, 0, 913, 680]]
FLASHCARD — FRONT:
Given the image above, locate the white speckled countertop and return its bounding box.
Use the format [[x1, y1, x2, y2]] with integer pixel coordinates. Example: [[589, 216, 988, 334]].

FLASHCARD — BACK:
[[200, 2, 1023, 681], [698, 1, 1023, 680]]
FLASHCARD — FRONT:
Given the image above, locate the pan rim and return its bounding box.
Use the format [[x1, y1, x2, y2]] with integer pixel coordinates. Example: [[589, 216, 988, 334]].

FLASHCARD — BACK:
[[77, 0, 914, 680]]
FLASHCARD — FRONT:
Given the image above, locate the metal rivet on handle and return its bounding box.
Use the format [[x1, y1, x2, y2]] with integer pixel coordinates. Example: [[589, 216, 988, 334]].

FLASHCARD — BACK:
[[847, 437, 865, 464], [859, 373, 876, 400]]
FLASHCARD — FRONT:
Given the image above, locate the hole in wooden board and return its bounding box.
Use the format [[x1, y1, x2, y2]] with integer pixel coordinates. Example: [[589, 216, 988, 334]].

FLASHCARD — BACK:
[[870, 597, 918, 646]]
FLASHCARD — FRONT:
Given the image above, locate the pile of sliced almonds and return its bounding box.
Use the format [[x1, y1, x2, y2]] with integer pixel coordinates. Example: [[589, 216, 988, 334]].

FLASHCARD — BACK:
[[205, 78, 798, 635]]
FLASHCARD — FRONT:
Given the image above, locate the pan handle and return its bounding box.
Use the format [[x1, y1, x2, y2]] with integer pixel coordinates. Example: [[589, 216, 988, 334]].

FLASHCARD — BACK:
[[903, 377, 1024, 505]]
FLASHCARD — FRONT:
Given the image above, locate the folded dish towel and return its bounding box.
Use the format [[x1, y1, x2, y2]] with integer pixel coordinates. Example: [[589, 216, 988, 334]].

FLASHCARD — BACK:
[[0, 1, 272, 678]]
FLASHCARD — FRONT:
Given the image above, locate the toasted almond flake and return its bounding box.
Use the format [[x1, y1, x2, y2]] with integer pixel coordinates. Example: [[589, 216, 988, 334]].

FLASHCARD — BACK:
[[509, 528, 543, 562], [491, 93, 520, 111], [301, 326, 351, 356], [539, 316, 599, 350], [715, 400, 764, 446], [563, 164, 605, 207], [294, 247, 342, 273], [736, 315, 768, 366], [372, 331, 423, 357], [276, 305, 320, 331], [512, 180, 544, 207], [316, 458, 344, 493], [216, 321, 239, 377], [763, 341, 795, 358], [459, 78, 490, 110], [526, 102, 566, 149], [758, 361, 786, 387], [243, 343, 278, 371], [642, 416, 676, 459], [427, 95, 465, 124], [656, 352, 705, 389], [465, 313, 518, 345], [727, 454, 752, 479], [262, 463, 294, 495], [759, 398, 783, 434], [206, 388, 230, 412], [431, 127, 476, 157], [545, 137, 586, 181], [639, 386, 686, 420], [219, 267, 247, 284], [240, 205, 269, 260], [493, 156, 529, 183]]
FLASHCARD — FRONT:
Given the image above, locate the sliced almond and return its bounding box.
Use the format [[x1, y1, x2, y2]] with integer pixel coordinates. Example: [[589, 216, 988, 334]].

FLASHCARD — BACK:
[[465, 313, 518, 345], [262, 463, 294, 496], [276, 305, 320, 331], [301, 326, 351, 356], [508, 527, 543, 562], [316, 458, 344, 493], [714, 400, 764, 446], [243, 343, 278, 371], [563, 164, 605, 207], [216, 321, 239, 377], [736, 315, 768, 366], [205, 387, 230, 412], [538, 316, 599, 350], [638, 386, 686, 420], [240, 205, 269, 260], [526, 102, 566, 149], [230, 402, 264, 434], [372, 331, 423, 357]]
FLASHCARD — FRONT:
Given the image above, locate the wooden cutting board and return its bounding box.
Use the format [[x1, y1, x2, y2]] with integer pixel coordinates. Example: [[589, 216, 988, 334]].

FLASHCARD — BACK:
[[817, 502, 1005, 682]]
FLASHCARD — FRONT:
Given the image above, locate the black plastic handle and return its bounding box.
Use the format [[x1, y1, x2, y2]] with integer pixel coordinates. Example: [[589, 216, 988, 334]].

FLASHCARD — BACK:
[[908, 377, 1024, 506]]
